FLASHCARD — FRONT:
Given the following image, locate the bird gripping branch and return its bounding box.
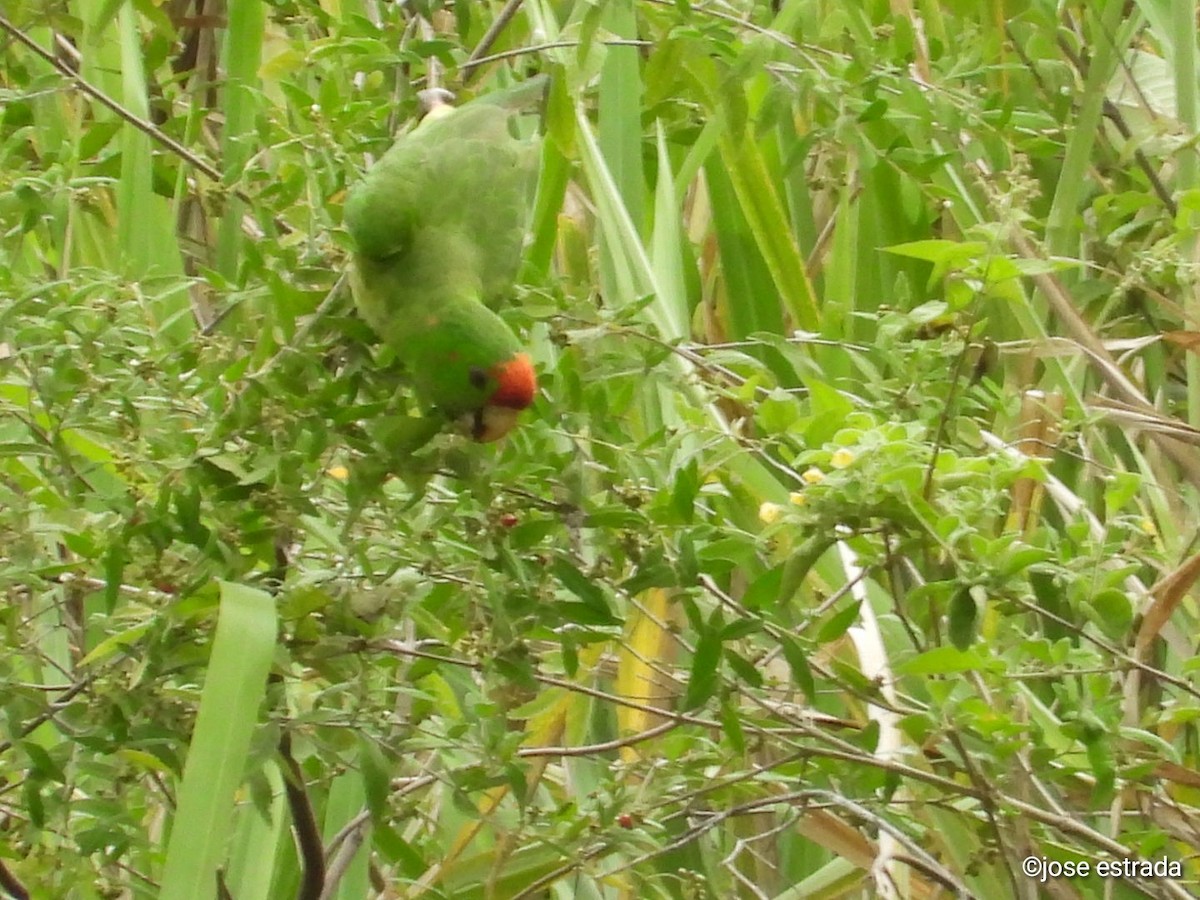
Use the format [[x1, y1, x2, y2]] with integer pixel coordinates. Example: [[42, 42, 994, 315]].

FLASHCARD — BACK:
[[344, 77, 546, 444]]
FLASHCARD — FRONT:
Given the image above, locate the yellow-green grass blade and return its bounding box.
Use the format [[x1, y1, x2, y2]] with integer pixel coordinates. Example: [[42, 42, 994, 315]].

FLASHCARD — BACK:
[[1045, 0, 1138, 258], [576, 107, 789, 502], [1170, 0, 1200, 425], [704, 157, 784, 339], [224, 761, 288, 900], [650, 122, 689, 342], [324, 770, 371, 900], [216, 0, 266, 281], [717, 118, 820, 331], [598, 0, 644, 232], [159, 581, 277, 900], [114, 3, 154, 275]]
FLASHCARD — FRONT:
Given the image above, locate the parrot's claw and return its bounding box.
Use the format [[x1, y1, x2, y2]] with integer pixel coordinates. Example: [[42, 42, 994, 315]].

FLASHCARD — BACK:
[[417, 88, 456, 117]]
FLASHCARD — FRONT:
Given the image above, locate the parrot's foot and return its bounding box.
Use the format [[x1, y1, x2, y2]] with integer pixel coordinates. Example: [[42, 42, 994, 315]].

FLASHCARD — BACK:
[[417, 88, 455, 118]]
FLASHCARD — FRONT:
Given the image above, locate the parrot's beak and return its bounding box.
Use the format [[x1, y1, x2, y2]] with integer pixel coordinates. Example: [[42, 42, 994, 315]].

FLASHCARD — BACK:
[[470, 405, 523, 442]]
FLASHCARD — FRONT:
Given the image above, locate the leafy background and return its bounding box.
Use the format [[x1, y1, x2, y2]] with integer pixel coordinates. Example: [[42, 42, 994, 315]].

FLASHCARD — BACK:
[[3, 0, 1200, 898]]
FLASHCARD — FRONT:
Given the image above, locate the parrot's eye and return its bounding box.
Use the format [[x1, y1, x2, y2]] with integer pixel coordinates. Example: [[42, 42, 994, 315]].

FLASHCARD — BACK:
[[468, 367, 489, 391]]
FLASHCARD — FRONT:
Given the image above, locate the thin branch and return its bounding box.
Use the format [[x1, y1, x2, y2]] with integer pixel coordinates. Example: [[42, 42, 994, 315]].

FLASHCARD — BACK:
[[0, 859, 29, 900], [462, 0, 526, 82], [459, 39, 652, 72], [280, 733, 326, 900], [0, 674, 98, 757], [323, 809, 371, 860], [0, 12, 245, 203], [517, 719, 680, 757], [318, 815, 369, 900]]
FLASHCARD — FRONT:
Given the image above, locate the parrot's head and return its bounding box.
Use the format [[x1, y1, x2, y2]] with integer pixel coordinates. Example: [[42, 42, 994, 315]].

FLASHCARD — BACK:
[[462, 351, 537, 442], [392, 298, 537, 444]]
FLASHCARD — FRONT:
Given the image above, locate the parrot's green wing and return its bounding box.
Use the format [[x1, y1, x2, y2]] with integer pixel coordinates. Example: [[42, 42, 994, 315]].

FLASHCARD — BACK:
[[345, 103, 538, 303], [344, 81, 543, 444]]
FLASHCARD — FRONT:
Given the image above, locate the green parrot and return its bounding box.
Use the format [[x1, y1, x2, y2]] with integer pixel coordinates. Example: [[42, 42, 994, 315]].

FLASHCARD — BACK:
[[344, 81, 544, 443]]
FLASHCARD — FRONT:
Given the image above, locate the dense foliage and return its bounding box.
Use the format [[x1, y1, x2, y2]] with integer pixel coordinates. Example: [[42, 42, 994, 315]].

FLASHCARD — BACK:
[[3, 1, 1200, 898]]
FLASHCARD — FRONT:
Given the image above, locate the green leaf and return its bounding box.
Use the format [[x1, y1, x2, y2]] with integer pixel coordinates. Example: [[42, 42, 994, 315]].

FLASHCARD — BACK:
[[103, 540, 126, 612], [360, 736, 392, 821], [742, 565, 782, 611], [555, 601, 621, 627], [79, 621, 153, 667], [816, 600, 861, 644], [720, 618, 761, 641], [561, 636, 579, 677], [683, 627, 722, 710], [780, 636, 816, 702], [1086, 589, 1133, 643], [896, 646, 984, 676], [756, 388, 801, 434], [1030, 570, 1071, 643], [552, 559, 618, 625], [883, 239, 987, 264], [726, 649, 763, 687], [776, 535, 837, 605], [947, 585, 983, 651], [671, 459, 699, 522], [552, 558, 605, 608], [21, 742, 64, 782], [720, 699, 745, 754]]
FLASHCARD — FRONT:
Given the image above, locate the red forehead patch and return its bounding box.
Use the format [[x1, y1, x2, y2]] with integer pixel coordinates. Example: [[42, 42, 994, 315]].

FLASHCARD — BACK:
[[489, 353, 537, 409]]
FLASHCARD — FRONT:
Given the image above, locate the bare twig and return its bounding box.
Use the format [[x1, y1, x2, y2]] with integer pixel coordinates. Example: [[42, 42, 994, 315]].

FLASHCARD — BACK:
[[319, 815, 370, 900], [462, 0, 526, 82], [0, 859, 29, 900], [0, 12, 247, 203], [280, 733, 326, 900]]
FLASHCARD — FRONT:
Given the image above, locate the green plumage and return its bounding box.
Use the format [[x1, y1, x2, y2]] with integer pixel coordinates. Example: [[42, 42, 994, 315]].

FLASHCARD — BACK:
[[344, 88, 541, 424]]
